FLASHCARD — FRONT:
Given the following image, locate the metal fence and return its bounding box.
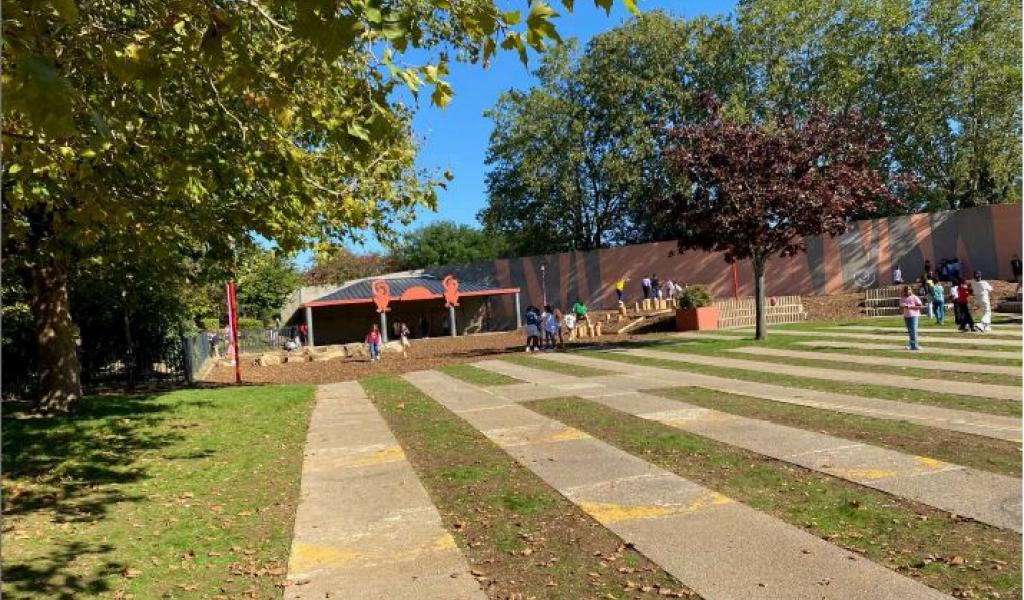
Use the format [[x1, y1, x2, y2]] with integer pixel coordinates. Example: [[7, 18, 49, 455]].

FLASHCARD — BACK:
[[80, 332, 188, 391]]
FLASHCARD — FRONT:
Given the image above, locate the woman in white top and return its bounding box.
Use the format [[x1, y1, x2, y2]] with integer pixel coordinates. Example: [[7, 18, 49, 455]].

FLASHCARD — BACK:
[[971, 272, 993, 332]]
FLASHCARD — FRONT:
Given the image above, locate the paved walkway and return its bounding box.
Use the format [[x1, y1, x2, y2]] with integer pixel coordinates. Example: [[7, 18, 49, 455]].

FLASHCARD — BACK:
[[726, 329, 1021, 347], [825, 325, 1021, 339], [471, 361, 1021, 532], [285, 382, 484, 600], [729, 346, 1021, 376], [794, 340, 1021, 361], [476, 355, 1023, 443], [622, 347, 1020, 400], [405, 370, 952, 600]]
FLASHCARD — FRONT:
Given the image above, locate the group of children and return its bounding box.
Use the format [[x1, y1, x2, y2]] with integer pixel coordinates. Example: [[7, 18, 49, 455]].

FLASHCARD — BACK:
[[523, 300, 588, 352], [901, 270, 995, 350], [615, 275, 684, 304]]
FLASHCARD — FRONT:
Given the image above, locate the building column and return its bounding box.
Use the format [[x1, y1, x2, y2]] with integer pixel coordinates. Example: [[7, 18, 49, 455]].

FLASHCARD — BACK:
[[449, 305, 457, 337], [514, 292, 522, 328], [380, 311, 389, 343], [304, 305, 315, 347]]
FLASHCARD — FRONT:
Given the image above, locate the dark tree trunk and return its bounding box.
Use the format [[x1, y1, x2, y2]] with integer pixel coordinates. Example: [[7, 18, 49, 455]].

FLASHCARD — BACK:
[[752, 255, 767, 341], [30, 259, 82, 412]]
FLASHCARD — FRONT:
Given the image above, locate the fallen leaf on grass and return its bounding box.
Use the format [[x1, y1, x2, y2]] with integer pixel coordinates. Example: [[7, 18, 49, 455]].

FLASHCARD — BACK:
[[122, 568, 141, 579]]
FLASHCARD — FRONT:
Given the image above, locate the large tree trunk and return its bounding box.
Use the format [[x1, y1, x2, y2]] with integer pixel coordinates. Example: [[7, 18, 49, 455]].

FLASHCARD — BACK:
[[30, 260, 82, 412], [752, 256, 767, 341]]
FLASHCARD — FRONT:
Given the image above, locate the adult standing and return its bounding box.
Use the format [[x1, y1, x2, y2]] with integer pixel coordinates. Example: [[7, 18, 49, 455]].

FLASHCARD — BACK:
[[900, 285, 923, 351], [971, 271, 993, 332], [640, 275, 652, 300]]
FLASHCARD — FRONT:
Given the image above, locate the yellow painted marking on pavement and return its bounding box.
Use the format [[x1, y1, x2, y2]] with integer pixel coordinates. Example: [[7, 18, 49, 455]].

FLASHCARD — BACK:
[[579, 491, 733, 525], [914, 456, 949, 471], [496, 426, 590, 447], [335, 444, 406, 468], [433, 533, 457, 550], [662, 411, 735, 428], [827, 467, 899, 481], [289, 542, 362, 572]]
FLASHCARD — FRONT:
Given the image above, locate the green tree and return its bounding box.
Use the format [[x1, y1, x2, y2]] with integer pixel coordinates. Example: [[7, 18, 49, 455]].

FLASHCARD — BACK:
[[3, 0, 636, 411], [391, 221, 507, 269], [235, 249, 302, 322], [736, 0, 1022, 211], [481, 12, 744, 255]]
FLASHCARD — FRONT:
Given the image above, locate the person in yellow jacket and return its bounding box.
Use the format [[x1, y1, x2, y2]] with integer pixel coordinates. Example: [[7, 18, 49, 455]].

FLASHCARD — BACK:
[[614, 277, 629, 303]]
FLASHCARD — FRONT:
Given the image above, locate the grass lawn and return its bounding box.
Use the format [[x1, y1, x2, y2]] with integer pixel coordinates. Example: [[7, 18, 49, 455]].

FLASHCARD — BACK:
[[361, 375, 694, 600], [527, 397, 1022, 600], [502, 354, 614, 377], [2, 385, 314, 600], [436, 363, 523, 386], [649, 386, 1021, 477], [581, 350, 1022, 418]]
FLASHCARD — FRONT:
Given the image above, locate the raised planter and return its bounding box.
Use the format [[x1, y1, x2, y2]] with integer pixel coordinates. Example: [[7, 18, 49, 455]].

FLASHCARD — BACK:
[[675, 306, 720, 331]]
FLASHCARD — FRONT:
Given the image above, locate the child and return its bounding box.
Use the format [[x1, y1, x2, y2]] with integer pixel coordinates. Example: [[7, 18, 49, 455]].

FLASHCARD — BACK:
[[563, 311, 577, 342], [900, 285, 923, 351], [954, 278, 977, 332], [524, 306, 541, 352], [971, 271, 993, 332], [931, 280, 945, 325], [892, 265, 904, 285], [366, 323, 382, 362], [541, 305, 558, 351], [553, 308, 566, 348], [399, 322, 411, 357], [614, 277, 629, 303], [572, 298, 588, 323]]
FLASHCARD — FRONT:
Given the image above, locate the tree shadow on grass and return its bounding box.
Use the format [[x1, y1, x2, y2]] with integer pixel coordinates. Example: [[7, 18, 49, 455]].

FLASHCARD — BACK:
[[1, 393, 206, 598]]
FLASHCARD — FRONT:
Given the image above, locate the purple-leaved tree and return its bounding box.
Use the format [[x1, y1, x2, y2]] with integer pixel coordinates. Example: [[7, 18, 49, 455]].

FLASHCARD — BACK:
[[662, 96, 900, 340]]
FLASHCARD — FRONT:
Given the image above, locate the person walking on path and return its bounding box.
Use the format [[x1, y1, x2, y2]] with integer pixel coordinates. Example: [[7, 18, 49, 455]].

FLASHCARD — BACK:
[[640, 276, 652, 300], [1011, 254, 1022, 295], [971, 271, 994, 332], [366, 323, 382, 362], [900, 285, 924, 351], [931, 279, 946, 325], [524, 306, 541, 352], [954, 278, 977, 332], [615, 277, 629, 303]]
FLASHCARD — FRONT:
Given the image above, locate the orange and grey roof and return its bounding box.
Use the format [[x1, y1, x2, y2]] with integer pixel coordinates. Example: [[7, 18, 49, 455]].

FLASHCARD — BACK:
[[302, 275, 520, 307]]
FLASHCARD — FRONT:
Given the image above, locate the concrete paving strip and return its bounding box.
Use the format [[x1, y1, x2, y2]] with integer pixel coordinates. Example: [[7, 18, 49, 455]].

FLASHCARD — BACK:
[[824, 325, 1021, 339], [404, 369, 953, 600], [728, 346, 1022, 376], [284, 382, 485, 600], [723, 328, 1021, 348], [470, 361, 1022, 532], [480, 355, 1023, 443], [620, 347, 1021, 400], [794, 340, 1021, 361]]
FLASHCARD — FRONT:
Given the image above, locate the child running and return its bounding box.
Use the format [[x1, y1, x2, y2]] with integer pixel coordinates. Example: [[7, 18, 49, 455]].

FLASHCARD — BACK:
[[900, 285, 923, 351], [366, 323, 382, 362]]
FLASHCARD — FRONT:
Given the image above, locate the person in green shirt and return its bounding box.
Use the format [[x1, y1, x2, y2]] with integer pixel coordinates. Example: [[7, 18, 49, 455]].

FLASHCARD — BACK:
[[572, 299, 588, 322]]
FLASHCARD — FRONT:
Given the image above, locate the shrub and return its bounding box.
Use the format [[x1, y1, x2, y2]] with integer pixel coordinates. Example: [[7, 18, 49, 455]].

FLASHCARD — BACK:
[[200, 317, 221, 332], [236, 317, 264, 330], [678, 285, 712, 309]]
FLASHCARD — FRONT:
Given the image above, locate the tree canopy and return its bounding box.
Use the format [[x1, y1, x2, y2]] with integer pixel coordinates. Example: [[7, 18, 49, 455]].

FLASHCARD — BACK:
[[481, 2, 1021, 257], [390, 221, 507, 270], [3, 0, 637, 410]]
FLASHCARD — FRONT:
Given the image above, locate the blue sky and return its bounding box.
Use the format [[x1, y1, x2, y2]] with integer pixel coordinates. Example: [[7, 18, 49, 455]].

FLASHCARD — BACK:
[[340, 0, 738, 258]]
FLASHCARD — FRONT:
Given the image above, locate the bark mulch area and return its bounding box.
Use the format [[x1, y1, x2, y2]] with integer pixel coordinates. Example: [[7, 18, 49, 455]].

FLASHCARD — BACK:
[[203, 331, 633, 386]]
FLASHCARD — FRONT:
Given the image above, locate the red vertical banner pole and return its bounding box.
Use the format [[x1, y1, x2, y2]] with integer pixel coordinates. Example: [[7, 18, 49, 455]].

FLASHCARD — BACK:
[[731, 262, 740, 299], [229, 281, 242, 383]]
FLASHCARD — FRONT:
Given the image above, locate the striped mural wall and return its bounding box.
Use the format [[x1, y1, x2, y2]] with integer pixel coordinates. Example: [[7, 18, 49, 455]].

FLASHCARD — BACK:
[[422, 205, 1022, 317]]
